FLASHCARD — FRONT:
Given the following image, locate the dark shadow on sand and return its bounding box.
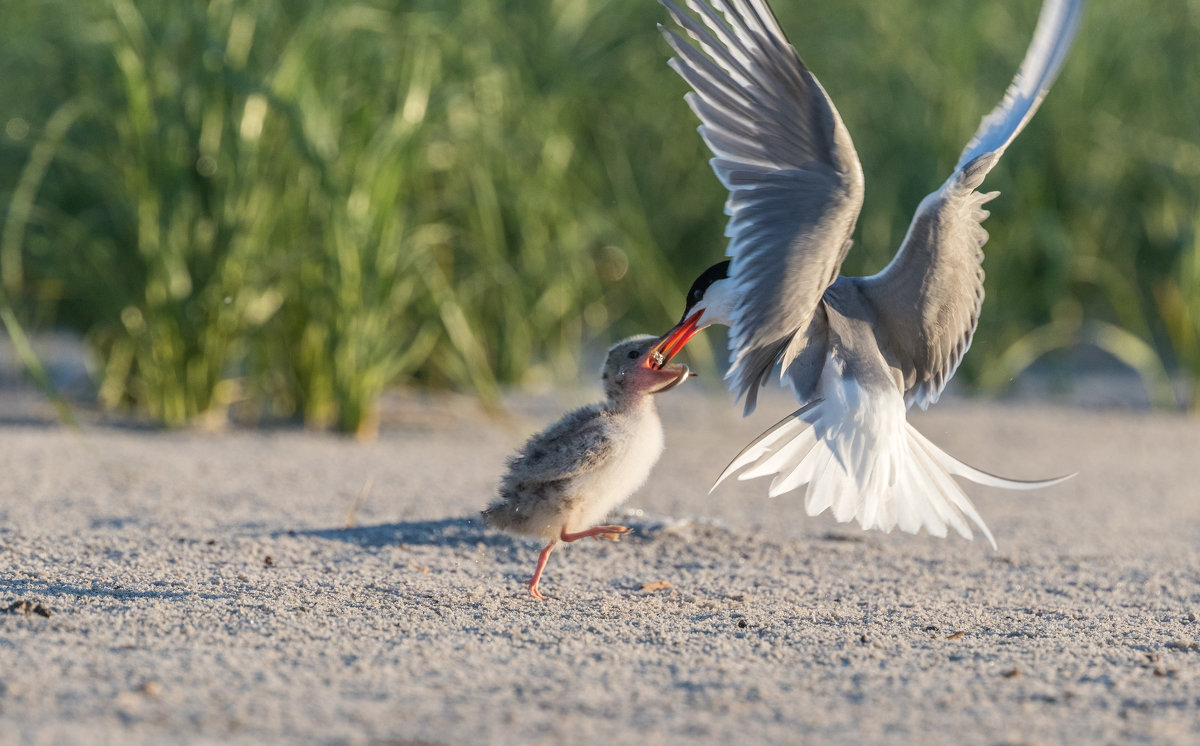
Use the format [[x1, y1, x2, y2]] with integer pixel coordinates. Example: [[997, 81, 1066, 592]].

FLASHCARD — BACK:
[[296, 516, 516, 550], [0, 577, 225, 603], [297, 516, 682, 553]]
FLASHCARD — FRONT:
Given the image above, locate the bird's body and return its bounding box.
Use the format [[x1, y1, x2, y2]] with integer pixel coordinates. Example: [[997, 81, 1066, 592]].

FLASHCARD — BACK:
[[650, 0, 1082, 545], [484, 335, 690, 599], [485, 397, 665, 542]]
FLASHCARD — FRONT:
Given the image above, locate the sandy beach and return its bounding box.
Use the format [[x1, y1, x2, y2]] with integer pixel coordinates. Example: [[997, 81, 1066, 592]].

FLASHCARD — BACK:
[[1, 381, 1198, 745]]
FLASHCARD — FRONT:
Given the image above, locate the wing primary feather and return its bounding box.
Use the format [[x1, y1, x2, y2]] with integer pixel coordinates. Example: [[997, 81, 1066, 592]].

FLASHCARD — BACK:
[[662, 0, 757, 87], [685, 0, 759, 71], [662, 32, 756, 111], [956, 0, 1084, 170], [689, 0, 807, 117]]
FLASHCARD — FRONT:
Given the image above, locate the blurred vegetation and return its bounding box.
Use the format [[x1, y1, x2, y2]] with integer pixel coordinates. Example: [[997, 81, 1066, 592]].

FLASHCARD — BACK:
[[0, 0, 1197, 434]]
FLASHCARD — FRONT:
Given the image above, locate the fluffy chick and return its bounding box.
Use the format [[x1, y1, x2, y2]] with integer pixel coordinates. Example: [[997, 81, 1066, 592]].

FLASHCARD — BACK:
[[483, 334, 691, 599]]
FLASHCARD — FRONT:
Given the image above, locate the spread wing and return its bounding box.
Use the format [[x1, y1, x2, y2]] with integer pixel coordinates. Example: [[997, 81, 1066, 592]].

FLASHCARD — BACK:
[[856, 0, 1083, 409], [659, 0, 864, 415]]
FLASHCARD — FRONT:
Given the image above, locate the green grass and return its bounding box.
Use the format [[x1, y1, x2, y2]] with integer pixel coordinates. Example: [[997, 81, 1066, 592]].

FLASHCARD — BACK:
[[1, 0, 1198, 431]]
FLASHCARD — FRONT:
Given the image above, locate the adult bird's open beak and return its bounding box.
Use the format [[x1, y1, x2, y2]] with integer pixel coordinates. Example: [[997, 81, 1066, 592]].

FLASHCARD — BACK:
[[649, 310, 704, 370]]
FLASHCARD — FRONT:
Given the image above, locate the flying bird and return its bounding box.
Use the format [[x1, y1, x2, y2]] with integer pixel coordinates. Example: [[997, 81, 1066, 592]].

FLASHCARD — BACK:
[[649, 0, 1082, 547], [485, 335, 691, 599]]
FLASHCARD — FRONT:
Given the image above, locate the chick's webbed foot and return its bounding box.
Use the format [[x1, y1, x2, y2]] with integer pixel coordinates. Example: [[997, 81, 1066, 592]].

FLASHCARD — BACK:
[[560, 525, 632, 543]]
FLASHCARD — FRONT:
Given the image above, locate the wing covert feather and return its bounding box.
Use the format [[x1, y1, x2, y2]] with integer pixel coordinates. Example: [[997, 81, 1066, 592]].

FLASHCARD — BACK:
[[504, 406, 613, 485]]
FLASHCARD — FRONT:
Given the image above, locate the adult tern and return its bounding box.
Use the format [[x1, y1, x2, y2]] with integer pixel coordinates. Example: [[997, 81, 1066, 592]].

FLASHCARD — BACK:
[[649, 0, 1082, 547]]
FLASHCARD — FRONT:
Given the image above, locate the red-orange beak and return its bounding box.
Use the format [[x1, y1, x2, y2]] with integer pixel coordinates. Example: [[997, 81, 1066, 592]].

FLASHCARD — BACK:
[[649, 310, 704, 370]]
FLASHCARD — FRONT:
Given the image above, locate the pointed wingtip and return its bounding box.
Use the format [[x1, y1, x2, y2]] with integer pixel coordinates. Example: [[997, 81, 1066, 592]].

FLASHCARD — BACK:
[[955, 0, 1084, 171]]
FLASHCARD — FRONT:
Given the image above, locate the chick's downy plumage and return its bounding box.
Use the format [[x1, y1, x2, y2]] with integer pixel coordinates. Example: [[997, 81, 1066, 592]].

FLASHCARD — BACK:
[[483, 334, 690, 599]]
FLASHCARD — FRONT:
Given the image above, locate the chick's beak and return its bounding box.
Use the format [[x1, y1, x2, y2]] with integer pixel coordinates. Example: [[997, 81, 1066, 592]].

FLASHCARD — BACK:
[[649, 310, 704, 370], [638, 349, 692, 392]]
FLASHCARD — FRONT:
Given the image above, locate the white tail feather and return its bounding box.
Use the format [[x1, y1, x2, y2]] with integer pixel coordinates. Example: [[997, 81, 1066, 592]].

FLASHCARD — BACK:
[[710, 400, 821, 493], [907, 426, 1075, 490], [712, 385, 1074, 549]]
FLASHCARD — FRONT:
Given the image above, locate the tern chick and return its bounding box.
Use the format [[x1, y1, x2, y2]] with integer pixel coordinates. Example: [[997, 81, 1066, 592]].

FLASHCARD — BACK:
[[483, 334, 691, 600]]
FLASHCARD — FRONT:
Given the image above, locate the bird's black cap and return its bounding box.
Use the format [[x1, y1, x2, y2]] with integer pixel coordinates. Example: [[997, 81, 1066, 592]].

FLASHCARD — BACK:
[[683, 260, 731, 314]]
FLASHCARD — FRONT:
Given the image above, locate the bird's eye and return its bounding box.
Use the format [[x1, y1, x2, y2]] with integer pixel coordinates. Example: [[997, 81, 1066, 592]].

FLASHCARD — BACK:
[[628, 350, 639, 359]]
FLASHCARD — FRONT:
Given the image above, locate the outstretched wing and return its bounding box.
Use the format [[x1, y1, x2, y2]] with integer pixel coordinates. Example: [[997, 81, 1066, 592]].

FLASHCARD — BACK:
[[659, 0, 864, 414], [857, 0, 1083, 408]]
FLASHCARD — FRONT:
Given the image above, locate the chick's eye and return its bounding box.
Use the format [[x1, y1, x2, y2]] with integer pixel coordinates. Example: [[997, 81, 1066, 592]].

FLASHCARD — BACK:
[[627, 350, 639, 359]]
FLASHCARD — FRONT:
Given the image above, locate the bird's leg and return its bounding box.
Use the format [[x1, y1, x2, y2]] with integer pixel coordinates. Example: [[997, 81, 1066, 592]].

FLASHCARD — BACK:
[[527, 540, 556, 600], [560, 525, 632, 543]]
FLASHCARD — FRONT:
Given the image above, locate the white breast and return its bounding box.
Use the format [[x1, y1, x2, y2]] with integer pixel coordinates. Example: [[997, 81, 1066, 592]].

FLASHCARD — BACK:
[[566, 403, 664, 532]]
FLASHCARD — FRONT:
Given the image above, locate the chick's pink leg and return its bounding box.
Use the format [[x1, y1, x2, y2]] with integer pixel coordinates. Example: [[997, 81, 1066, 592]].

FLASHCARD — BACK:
[[527, 541, 556, 600], [560, 525, 632, 543]]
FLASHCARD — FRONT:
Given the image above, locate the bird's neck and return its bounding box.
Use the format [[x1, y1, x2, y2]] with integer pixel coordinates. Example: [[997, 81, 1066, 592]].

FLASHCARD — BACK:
[[606, 391, 657, 417]]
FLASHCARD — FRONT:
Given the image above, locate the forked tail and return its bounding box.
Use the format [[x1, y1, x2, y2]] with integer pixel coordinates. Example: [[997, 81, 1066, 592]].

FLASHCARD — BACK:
[[713, 398, 1073, 549]]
